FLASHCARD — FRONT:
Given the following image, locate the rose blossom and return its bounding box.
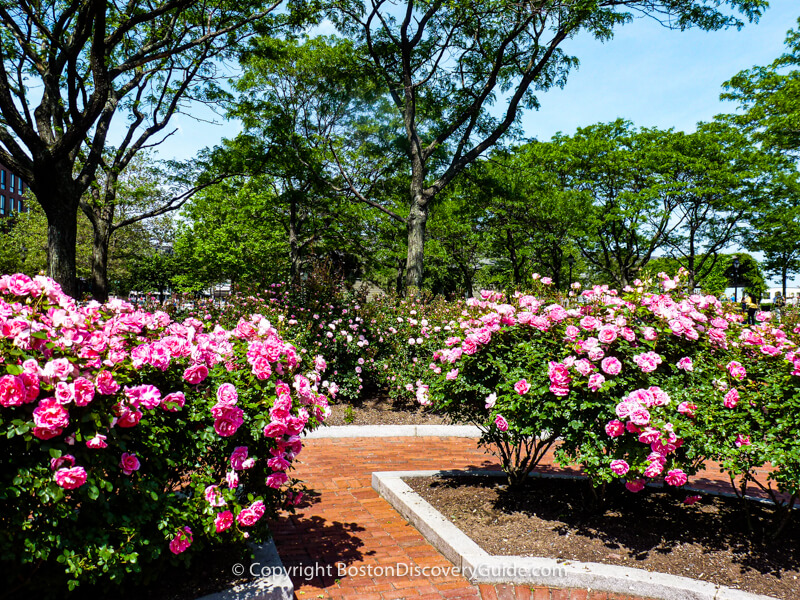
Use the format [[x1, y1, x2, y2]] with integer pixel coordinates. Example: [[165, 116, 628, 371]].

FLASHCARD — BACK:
[[50, 454, 75, 470], [216, 383, 238, 406], [684, 495, 702, 505], [735, 434, 751, 448], [169, 527, 193, 554], [215, 511, 234, 532], [230, 446, 249, 470], [514, 379, 530, 395], [162, 392, 186, 412], [226, 470, 239, 489], [119, 452, 141, 475], [0, 375, 27, 407], [54, 466, 87, 490], [588, 373, 605, 392], [600, 357, 622, 376], [33, 397, 69, 439], [86, 433, 108, 448], [665, 469, 688, 486], [484, 393, 497, 409], [204, 484, 227, 507], [605, 419, 625, 437], [625, 479, 646, 493], [723, 388, 739, 409], [676, 357, 694, 372], [494, 414, 509, 432], [236, 500, 266, 526], [95, 371, 120, 395], [610, 459, 629, 476], [726, 361, 747, 380], [183, 364, 209, 384]]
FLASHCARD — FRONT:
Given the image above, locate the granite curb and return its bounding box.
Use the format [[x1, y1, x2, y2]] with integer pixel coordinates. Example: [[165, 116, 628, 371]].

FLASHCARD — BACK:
[[194, 538, 293, 600], [372, 469, 777, 600], [304, 424, 482, 438]]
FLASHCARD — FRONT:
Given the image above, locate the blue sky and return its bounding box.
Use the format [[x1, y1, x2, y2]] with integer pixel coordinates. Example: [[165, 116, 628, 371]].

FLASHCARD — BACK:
[[155, 1, 800, 161]]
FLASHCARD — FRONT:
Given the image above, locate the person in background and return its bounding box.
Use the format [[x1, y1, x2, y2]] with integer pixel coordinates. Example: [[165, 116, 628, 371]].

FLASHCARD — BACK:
[[743, 291, 758, 326], [773, 291, 786, 322]]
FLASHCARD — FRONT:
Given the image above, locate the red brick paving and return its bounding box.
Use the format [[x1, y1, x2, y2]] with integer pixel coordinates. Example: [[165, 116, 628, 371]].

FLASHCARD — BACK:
[[270, 436, 751, 600]]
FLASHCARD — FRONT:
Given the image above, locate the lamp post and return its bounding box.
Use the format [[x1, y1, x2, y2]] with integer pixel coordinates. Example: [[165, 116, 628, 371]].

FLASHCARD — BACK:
[[732, 256, 740, 302], [567, 254, 576, 287]]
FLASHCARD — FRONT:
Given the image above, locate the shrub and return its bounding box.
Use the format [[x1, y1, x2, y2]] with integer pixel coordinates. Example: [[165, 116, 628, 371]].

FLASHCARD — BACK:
[[0, 274, 333, 594], [428, 272, 800, 533]]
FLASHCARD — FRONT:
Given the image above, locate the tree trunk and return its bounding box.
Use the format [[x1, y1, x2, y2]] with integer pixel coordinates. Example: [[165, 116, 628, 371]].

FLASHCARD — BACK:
[[40, 190, 80, 298], [91, 220, 111, 302], [395, 257, 405, 296], [405, 199, 428, 291], [289, 196, 300, 287]]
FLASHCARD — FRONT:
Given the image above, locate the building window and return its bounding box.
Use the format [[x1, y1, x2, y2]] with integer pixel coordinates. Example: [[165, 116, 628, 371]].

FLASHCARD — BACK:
[[10, 198, 15, 212], [0, 170, 5, 190], [0, 195, 5, 215], [9, 173, 14, 193]]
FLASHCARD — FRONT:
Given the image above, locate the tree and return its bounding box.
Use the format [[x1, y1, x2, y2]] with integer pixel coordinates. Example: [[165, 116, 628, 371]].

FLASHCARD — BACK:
[[747, 171, 800, 296], [81, 153, 223, 301], [0, 0, 287, 296], [327, 0, 766, 291], [722, 17, 800, 157], [657, 121, 776, 291]]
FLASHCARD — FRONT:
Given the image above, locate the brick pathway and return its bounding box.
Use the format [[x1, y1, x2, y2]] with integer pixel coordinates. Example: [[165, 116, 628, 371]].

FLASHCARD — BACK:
[[270, 436, 696, 600]]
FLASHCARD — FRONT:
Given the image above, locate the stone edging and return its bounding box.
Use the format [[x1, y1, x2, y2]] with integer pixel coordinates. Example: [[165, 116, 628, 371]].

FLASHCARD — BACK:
[[372, 469, 777, 600], [305, 424, 482, 438], [195, 537, 293, 600]]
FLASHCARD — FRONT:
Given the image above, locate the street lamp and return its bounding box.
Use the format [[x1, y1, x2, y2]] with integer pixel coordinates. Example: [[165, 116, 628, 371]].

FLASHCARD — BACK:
[[732, 256, 740, 302], [567, 254, 576, 287]]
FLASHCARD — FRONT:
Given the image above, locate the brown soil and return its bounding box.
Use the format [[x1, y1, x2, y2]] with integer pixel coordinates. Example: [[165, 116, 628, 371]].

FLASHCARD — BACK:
[[405, 474, 800, 600], [326, 391, 449, 426]]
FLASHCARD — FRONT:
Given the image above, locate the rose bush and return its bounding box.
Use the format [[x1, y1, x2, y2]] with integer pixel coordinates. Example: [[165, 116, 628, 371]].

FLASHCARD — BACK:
[[428, 271, 800, 533], [0, 274, 333, 594]]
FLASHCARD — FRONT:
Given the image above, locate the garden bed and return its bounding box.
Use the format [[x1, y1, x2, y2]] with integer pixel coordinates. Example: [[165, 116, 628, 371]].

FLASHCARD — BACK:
[[405, 473, 800, 600], [326, 391, 448, 426]]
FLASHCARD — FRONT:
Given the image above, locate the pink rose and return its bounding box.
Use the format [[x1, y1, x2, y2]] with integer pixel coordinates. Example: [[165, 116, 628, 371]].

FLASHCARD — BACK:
[[723, 388, 739, 409], [119, 452, 141, 475], [629, 407, 651, 427], [446, 369, 459, 381], [588, 373, 605, 392], [514, 379, 530, 395], [215, 511, 234, 533], [113, 402, 143, 428], [95, 371, 120, 395], [86, 433, 108, 449], [236, 501, 266, 526], [665, 469, 688, 487], [600, 357, 621, 376], [266, 472, 289, 488], [169, 527, 193, 554], [726, 361, 747, 380], [216, 383, 238, 406], [73, 377, 95, 407], [161, 392, 186, 412], [677, 401, 696, 418], [204, 484, 227, 507], [213, 407, 244, 437], [230, 446, 249, 471], [54, 466, 87, 490], [625, 479, 646, 493], [610, 459, 629, 476], [494, 414, 509, 432], [33, 398, 69, 437], [226, 470, 239, 489], [0, 375, 27, 407], [684, 495, 702, 505], [676, 357, 693, 372], [50, 454, 75, 470], [735, 434, 751, 448], [597, 325, 618, 344], [125, 384, 162, 409], [183, 364, 209, 384], [605, 419, 625, 437], [55, 381, 74, 405]]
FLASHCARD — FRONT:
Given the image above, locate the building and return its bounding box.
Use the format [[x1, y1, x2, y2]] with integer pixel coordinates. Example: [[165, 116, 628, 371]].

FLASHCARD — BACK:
[[0, 160, 30, 218]]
